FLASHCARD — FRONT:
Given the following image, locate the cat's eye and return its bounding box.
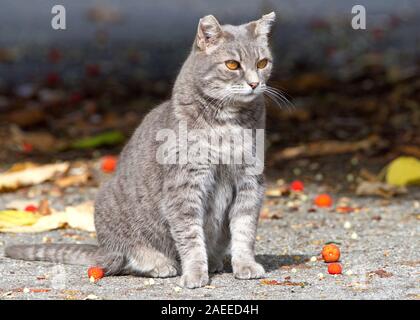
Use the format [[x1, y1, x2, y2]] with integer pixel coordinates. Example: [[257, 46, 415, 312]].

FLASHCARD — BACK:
[[257, 58, 268, 69], [225, 60, 240, 70]]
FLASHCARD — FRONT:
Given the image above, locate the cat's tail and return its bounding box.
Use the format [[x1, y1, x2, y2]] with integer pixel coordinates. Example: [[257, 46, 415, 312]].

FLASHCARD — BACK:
[[4, 244, 99, 266]]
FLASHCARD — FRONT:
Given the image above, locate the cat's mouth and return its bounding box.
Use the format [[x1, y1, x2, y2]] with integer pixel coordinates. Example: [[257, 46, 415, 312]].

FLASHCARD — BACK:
[[230, 87, 264, 102], [230, 85, 262, 97]]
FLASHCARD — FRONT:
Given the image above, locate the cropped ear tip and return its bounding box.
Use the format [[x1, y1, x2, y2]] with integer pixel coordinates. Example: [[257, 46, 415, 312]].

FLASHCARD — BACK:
[[263, 12, 276, 22], [200, 14, 218, 24]]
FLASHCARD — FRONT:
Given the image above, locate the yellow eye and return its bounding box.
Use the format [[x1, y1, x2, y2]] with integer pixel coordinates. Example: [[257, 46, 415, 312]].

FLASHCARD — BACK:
[[225, 60, 240, 70], [257, 58, 268, 69]]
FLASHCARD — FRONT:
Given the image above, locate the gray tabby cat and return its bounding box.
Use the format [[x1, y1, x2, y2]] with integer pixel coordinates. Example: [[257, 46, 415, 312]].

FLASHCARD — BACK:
[[5, 12, 276, 289]]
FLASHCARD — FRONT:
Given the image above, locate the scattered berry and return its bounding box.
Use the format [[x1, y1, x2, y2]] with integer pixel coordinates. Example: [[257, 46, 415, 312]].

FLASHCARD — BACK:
[[101, 156, 118, 173], [322, 244, 341, 263], [86, 64, 101, 77], [260, 279, 280, 285], [48, 48, 62, 63], [69, 92, 83, 104], [88, 266, 104, 282], [328, 263, 342, 275], [290, 180, 304, 192], [24, 205, 38, 213], [46, 72, 60, 86], [22, 142, 33, 153], [336, 206, 355, 213], [314, 194, 333, 207]]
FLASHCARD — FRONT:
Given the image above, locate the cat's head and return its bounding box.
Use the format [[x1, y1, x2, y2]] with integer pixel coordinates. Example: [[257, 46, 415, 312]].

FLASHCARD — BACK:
[[192, 12, 275, 104]]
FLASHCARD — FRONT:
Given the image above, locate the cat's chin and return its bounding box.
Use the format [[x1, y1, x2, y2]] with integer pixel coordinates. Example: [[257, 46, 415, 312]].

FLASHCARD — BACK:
[[233, 93, 262, 103]]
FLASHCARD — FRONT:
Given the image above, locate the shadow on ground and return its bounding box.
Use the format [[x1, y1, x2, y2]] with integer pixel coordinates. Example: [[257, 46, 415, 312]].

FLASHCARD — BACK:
[[257, 254, 311, 272], [219, 254, 311, 274]]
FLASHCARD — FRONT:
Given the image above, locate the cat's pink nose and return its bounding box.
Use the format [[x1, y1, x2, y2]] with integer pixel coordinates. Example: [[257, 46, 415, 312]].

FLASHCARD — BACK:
[[248, 82, 259, 90]]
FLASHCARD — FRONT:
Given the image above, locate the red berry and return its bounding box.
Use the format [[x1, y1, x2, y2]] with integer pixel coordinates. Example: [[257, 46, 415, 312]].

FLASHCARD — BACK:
[[88, 266, 104, 282], [69, 92, 82, 104], [48, 48, 61, 64], [46, 72, 60, 86], [328, 263, 342, 275], [22, 142, 33, 153], [24, 205, 38, 213], [86, 64, 101, 77], [314, 194, 333, 207], [290, 180, 304, 192], [101, 156, 117, 173]]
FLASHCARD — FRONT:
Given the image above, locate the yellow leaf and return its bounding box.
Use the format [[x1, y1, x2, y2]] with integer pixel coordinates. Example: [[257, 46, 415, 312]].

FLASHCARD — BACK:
[[0, 210, 40, 228], [0, 201, 95, 233], [386, 157, 420, 186]]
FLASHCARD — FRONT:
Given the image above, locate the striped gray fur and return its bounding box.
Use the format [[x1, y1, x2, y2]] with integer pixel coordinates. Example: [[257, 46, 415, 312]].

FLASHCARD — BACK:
[[5, 244, 97, 266], [5, 12, 276, 288]]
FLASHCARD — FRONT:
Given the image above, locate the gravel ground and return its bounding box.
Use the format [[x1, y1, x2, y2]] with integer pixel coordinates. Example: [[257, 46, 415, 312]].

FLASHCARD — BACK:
[[0, 184, 419, 300]]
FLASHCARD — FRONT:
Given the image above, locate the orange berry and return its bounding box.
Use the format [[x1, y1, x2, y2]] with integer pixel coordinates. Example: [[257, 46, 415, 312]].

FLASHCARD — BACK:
[[101, 156, 117, 173], [290, 180, 304, 192], [322, 244, 341, 263], [88, 266, 104, 282], [314, 194, 333, 207], [328, 263, 342, 274]]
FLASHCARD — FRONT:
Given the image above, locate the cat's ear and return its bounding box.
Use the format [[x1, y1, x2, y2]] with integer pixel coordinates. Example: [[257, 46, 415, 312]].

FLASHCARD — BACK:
[[253, 12, 276, 38], [196, 15, 223, 52]]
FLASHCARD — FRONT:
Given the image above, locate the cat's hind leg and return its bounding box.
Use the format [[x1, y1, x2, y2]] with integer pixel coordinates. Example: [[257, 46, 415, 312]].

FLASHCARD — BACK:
[[126, 246, 179, 278]]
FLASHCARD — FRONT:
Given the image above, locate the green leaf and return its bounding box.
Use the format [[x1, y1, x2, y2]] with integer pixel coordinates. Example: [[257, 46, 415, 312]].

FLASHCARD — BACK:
[[70, 131, 125, 149]]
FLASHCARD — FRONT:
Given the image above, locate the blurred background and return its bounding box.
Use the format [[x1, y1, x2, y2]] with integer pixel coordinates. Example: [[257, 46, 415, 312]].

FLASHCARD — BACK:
[[0, 0, 419, 192]]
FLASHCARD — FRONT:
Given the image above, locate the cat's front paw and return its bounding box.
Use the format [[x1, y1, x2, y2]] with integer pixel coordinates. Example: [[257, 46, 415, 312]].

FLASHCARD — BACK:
[[232, 260, 265, 280], [180, 271, 209, 289]]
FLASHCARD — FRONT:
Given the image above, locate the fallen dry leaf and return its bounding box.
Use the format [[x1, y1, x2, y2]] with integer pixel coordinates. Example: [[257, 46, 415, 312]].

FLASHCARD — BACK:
[[64, 201, 95, 232], [368, 269, 393, 278], [38, 199, 52, 215], [260, 207, 282, 219], [0, 201, 95, 233], [6, 162, 38, 173], [359, 168, 380, 182], [4, 108, 45, 127], [336, 206, 356, 213], [260, 279, 307, 287], [0, 162, 70, 192], [28, 288, 51, 293], [10, 125, 66, 152], [55, 173, 90, 188], [397, 145, 420, 159], [272, 135, 383, 161], [265, 186, 289, 197], [356, 181, 407, 198]]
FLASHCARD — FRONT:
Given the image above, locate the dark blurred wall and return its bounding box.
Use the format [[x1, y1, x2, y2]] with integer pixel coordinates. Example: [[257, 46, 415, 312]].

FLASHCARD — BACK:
[[0, 0, 419, 82]]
